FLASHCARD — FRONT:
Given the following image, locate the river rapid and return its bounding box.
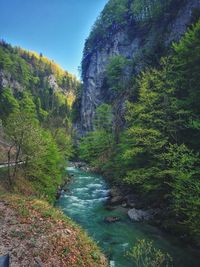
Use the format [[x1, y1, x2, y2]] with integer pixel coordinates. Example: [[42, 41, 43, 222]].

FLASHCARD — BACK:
[[56, 166, 200, 267]]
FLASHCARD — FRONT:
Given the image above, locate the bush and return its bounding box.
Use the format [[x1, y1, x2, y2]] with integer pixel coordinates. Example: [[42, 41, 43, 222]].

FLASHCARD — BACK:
[[128, 239, 173, 267]]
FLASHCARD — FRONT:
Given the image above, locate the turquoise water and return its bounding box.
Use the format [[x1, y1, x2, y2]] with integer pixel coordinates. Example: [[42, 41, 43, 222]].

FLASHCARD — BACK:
[[56, 167, 200, 267]]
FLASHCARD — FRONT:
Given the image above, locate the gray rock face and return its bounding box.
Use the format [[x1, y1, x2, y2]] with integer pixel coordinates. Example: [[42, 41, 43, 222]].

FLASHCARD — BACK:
[[0, 70, 61, 94], [0, 70, 24, 93], [48, 74, 59, 92], [81, 31, 140, 131], [166, 0, 200, 46], [81, 0, 200, 132]]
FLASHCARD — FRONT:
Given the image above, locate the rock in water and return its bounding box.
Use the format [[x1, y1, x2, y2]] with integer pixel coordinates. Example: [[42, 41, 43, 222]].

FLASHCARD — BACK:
[[104, 216, 121, 223]]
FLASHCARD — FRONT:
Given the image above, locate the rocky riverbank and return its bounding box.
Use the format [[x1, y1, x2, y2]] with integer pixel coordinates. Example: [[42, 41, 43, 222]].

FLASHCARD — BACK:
[[105, 186, 161, 223]]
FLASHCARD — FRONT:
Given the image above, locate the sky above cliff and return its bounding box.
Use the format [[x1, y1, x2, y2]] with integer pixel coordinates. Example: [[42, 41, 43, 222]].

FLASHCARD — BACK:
[[0, 0, 107, 77]]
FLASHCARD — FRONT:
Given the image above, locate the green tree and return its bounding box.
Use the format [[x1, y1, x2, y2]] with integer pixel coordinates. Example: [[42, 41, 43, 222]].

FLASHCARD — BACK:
[[163, 144, 200, 245], [171, 20, 200, 150], [94, 104, 113, 132], [5, 113, 42, 183], [80, 103, 114, 168], [5, 112, 63, 202], [79, 130, 114, 168], [106, 55, 130, 142], [53, 128, 73, 160], [35, 97, 48, 122], [20, 91, 37, 117], [106, 55, 129, 92], [0, 88, 19, 121]]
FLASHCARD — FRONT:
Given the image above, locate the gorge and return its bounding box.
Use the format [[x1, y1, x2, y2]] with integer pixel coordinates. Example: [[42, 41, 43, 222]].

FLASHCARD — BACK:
[[0, 0, 200, 266]]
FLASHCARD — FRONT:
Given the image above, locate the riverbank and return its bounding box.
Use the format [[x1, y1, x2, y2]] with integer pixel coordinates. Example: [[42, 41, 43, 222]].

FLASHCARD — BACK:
[[106, 184, 199, 247], [0, 193, 108, 267]]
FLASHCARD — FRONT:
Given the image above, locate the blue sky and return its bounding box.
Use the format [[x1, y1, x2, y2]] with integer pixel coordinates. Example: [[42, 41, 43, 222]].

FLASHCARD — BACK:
[[0, 0, 107, 77]]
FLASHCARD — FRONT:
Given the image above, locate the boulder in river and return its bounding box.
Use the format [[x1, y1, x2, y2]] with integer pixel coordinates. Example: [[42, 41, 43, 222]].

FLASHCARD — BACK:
[[104, 216, 121, 223], [128, 208, 153, 221]]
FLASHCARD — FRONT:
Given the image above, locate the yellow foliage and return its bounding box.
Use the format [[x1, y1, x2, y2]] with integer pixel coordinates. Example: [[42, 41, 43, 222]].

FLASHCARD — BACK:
[[66, 91, 75, 109], [17, 47, 78, 82]]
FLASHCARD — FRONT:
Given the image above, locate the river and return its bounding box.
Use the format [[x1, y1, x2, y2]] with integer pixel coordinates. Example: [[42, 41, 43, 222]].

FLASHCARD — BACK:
[[56, 166, 200, 267]]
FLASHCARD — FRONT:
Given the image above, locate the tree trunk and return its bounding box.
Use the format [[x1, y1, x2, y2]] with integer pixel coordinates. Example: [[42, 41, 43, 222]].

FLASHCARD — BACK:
[[7, 145, 14, 186], [13, 144, 21, 179]]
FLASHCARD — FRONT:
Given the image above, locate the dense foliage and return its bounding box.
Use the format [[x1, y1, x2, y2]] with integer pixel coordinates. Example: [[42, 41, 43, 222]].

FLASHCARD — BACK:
[[0, 41, 79, 202], [80, 20, 200, 245]]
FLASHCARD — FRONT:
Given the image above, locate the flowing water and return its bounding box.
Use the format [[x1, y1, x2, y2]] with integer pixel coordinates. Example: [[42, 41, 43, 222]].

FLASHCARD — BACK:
[[56, 166, 200, 267]]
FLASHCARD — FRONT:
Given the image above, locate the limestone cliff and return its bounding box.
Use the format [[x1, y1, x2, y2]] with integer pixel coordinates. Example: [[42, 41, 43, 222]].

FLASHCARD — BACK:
[[81, 0, 200, 132]]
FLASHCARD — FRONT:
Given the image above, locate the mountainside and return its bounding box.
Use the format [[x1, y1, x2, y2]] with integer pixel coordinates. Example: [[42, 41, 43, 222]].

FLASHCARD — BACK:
[[0, 41, 80, 124], [81, 0, 200, 131]]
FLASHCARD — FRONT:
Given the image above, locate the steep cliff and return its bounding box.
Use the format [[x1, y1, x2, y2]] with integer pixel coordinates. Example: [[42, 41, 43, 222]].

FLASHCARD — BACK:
[[81, 0, 200, 131]]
